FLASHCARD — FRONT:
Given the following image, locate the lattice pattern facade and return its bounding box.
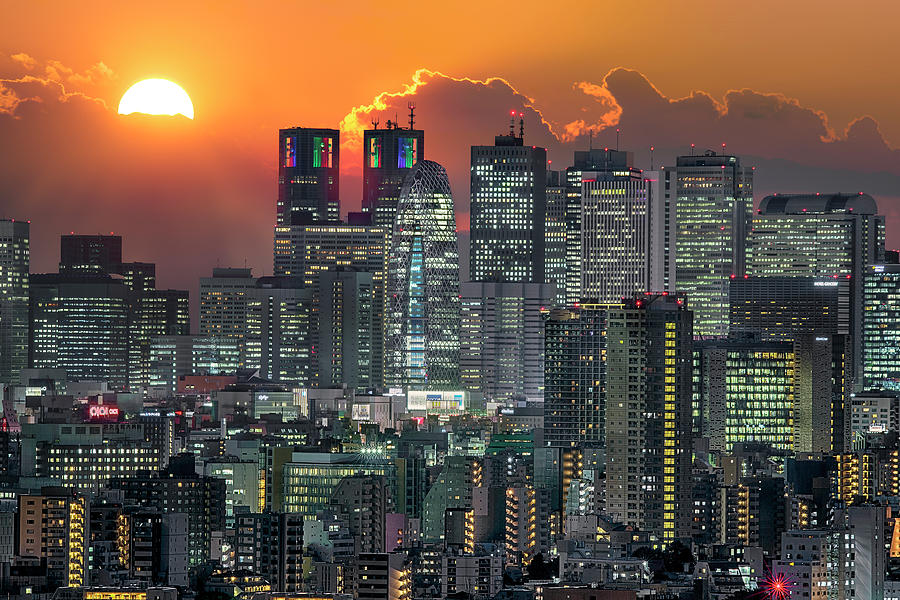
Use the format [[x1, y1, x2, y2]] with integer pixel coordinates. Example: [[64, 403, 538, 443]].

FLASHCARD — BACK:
[[385, 160, 461, 389]]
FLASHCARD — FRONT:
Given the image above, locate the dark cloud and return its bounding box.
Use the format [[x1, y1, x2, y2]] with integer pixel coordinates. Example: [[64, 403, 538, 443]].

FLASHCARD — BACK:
[[1, 60, 898, 325], [343, 68, 900, 237]]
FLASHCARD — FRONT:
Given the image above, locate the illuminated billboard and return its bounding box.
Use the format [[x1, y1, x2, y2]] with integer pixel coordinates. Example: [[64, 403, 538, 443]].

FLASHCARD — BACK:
[[352, 404, 371, 421], [369, 136, 382, 168], [407, 390, 468, 414], [398, 137, 418, 169], [313, 136, 333, 168], [283, 136, 296, 167], [84, 400, 120, 423]]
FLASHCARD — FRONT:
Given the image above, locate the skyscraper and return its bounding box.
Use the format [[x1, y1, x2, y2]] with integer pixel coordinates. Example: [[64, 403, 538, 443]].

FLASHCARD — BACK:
[[459, 282, 555, 403], [129, 288, 190, 390], [318, 269, 379, 390], [663, 152, 753, 338], [729, 276, 850, 341], [29, 273, 131, 389], [199, 267, 256, 363], [277, 127, 340, 225], [580, 158, 664, 302], [564, 149, 639, 305], [544, 171, 567, 307], [385, 160, 461, 389], [542, 305, 608, 448], [245, 277, 315, 385], [469, 122, 546, 284], [273, 224, 387, 388], [695, 339, 795, 453], [0, 219, 29, 384], [605, 294, 693, 542], [746, 192, 884, 380], [59, 234, 122, 274], [863, 263, 900, 390], [363, 117, 425, 231], [199, 269, 315, 385]]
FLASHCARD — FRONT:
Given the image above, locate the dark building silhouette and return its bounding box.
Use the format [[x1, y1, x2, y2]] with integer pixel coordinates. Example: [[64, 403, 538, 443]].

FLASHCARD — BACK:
[[60, 234, 122, 274]]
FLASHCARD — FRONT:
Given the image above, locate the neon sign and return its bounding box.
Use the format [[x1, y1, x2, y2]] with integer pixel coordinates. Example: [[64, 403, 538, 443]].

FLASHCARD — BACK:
[[86, 403, 119, 421]]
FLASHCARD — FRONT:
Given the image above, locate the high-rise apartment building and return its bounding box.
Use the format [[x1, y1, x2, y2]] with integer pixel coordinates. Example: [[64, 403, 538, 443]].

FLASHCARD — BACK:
[[459, 282, 554, 403], [542, 305, 609, 448], [0, 219, 29, 384], [663, 152, 753, 338], [235, 511, 306, 592], [605, 295, 693, 542], [328, 474, 388, 554], [277, 127, 340, 225], [747, 193, 884, 383], [385, 160, 461, 389], [864, 263, 900, 390], [363, 119, 425, 231], [109, 472, 226, 567], [18, 489, 88, 588], [469, 127, 546, 284], [355, 552, 411, 600]]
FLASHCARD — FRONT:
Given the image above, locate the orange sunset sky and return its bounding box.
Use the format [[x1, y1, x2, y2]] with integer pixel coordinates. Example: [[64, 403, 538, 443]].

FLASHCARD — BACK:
[[2, 0, 900, 293]]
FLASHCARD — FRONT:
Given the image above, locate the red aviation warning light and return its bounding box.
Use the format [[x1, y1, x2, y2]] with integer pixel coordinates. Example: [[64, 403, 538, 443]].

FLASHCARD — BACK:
[[761, 572, 792, 600]]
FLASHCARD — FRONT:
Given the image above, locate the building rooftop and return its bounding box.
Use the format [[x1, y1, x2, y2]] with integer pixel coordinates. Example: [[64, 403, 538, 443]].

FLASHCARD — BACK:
[[759, 192, 878, 215]]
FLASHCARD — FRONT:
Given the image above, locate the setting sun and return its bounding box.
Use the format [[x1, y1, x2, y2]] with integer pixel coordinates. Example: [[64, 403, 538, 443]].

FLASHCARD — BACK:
[[118, 78, 194, 119]]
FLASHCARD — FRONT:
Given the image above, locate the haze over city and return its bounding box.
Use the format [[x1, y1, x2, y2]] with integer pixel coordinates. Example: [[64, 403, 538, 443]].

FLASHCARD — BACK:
[[2, 1, 899, 292]]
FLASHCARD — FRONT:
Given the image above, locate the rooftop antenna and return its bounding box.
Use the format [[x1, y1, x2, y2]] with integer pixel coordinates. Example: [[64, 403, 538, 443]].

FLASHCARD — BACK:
[[394, 113, 398, 129], [509, 110, 515, 137], [589, 130, 593, 151], [650, 146, 655, 170], [518, 112, 524, 139], [690, 143, 695, 156], [616, 128, 620, 151], [722, 142, 727, 156], [408, 102, 416, 130], [371, 117, 380, 130]]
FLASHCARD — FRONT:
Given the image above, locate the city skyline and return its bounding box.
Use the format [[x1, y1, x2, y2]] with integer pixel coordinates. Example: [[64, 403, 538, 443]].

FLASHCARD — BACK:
[[2, 2, 900, 293], [3, 5, 900, 599]]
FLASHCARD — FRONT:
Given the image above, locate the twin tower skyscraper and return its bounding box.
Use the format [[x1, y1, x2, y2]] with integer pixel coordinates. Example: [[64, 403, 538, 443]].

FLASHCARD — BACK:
[[274, 116, 459, 390]]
